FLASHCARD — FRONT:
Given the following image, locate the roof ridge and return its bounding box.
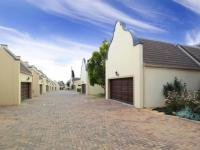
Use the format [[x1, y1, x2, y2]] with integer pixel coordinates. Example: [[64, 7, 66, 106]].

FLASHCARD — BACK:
[[139, 38, 178, 46], [140, 37, 200, 50], [142, 38, 200, 70], [1, 46, 20, 60], [20, 61, 32, 75], [180, 44, 200, 50], [178, 45, 200, 66]]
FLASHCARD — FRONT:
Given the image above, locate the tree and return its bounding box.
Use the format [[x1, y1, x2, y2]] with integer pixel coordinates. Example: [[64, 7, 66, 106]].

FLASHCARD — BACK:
[[71, 69, 75, 78], [66, 81, 70, 87], [87, 40, 109, 92], [58, 81, 65, 90], [58, 81, 65, 86]]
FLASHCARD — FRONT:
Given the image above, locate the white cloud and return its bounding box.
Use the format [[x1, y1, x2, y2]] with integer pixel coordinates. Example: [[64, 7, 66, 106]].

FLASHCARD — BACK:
[[117, 0, 160, 18], [26, 0, 164, 32], [118, 0, 179, 23], [185, 29, 200, 45], [174, 0, 200, 15], [0, 25, 96, 82]]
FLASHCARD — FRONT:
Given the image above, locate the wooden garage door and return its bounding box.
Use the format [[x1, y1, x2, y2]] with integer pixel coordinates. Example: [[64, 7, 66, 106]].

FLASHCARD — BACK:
[[21, 82, 30, 100], [40, 84, 42, 94], [46, 85, 49, 92], [81, 84, 86, 94], [110, 77, 133, 105]]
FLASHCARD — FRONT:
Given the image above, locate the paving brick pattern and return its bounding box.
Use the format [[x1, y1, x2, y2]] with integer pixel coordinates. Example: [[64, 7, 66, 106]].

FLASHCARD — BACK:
[[0, 91, 200, 150]]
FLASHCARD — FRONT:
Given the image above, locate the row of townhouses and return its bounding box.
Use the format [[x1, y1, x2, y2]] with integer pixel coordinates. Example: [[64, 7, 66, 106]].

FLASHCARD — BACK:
[[0, 44, 60, 106]]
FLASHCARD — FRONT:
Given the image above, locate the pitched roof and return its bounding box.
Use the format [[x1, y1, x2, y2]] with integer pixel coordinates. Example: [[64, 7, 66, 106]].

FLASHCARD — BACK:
[[180, 45, 200, 63], [140, 38, 200, 70], [20, 62, 32, 75], [0, 45, 20, 60]]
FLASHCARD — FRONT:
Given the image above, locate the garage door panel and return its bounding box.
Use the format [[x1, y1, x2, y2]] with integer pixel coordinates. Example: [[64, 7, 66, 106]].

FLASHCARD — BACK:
[[40, 84, 42, 94], [110, 77, 133, 105], [21, 82, 31, 101], [81, 84, 86, 94]]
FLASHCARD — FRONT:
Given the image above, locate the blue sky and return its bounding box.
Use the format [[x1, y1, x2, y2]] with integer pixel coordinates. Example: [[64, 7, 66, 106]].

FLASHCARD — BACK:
[[0, 0, 200, 81]]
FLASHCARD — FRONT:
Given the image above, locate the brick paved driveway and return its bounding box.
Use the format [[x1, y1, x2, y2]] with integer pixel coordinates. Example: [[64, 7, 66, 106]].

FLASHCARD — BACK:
[[0, 91, 200, 150]]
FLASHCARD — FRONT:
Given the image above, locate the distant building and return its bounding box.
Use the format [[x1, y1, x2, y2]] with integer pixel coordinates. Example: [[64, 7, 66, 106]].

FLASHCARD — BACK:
[[80, 58, 104, 95]]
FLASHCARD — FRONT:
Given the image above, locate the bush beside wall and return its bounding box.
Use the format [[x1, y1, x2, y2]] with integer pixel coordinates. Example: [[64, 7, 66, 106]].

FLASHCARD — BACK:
[[158, 77, 200, 121]]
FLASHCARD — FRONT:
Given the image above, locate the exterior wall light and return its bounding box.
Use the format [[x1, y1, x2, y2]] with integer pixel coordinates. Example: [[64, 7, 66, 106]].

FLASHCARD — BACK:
[[115, 71, 119, 76]]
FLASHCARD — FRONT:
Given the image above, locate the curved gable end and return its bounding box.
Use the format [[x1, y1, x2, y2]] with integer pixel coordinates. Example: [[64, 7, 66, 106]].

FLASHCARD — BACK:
[[107, 21, 134, 60], [106, 21, 144, 108]]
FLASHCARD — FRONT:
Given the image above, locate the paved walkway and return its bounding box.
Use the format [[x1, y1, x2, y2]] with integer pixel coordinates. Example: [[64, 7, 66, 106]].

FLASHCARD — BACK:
[[0, 91, 200, 150]]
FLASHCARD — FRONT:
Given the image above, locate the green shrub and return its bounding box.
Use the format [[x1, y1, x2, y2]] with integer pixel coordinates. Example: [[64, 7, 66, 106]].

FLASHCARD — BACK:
[[185, 91, 200, 114], [174, 77, 186, 95], [77, 88, 81, 93], [165, 90, 200, 115], [163, 82, 174, 97], [196, 90, 200, 100], [196, 91, 200, 114], [153, 107, 174, 115], [163, 77, 186, 98], [176, 107, 200, 121], [165, 91, 185, 112], [163, 77, 187, 112], [71, 85, 75, 90], [159, 80, 200, 121]]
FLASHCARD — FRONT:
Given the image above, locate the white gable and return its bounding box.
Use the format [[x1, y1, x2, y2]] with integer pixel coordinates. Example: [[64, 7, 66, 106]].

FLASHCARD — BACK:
[[106, 21, 144, 108], [107, 21, 134, 60], [80, 58, 87, 84]]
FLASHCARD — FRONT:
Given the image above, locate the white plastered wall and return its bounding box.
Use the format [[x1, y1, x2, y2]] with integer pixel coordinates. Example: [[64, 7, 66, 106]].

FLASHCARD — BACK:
[[106, 22, 144, 108], [86, 76, 104, 95], [30, 68, 40, 97], [74, 80, 81, 91], [20, 73, 32, 83], [0, 47, 20, 105], [56, 83, 60, 91], [42, 78, 47, 93], [144, 67, 200, 107], [80, 58, 104, 95], [80, 59, 87, 85]]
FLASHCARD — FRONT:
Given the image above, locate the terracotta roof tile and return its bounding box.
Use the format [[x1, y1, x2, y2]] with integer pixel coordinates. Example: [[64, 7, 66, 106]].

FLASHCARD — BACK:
[[140, 38, 200, 70]]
